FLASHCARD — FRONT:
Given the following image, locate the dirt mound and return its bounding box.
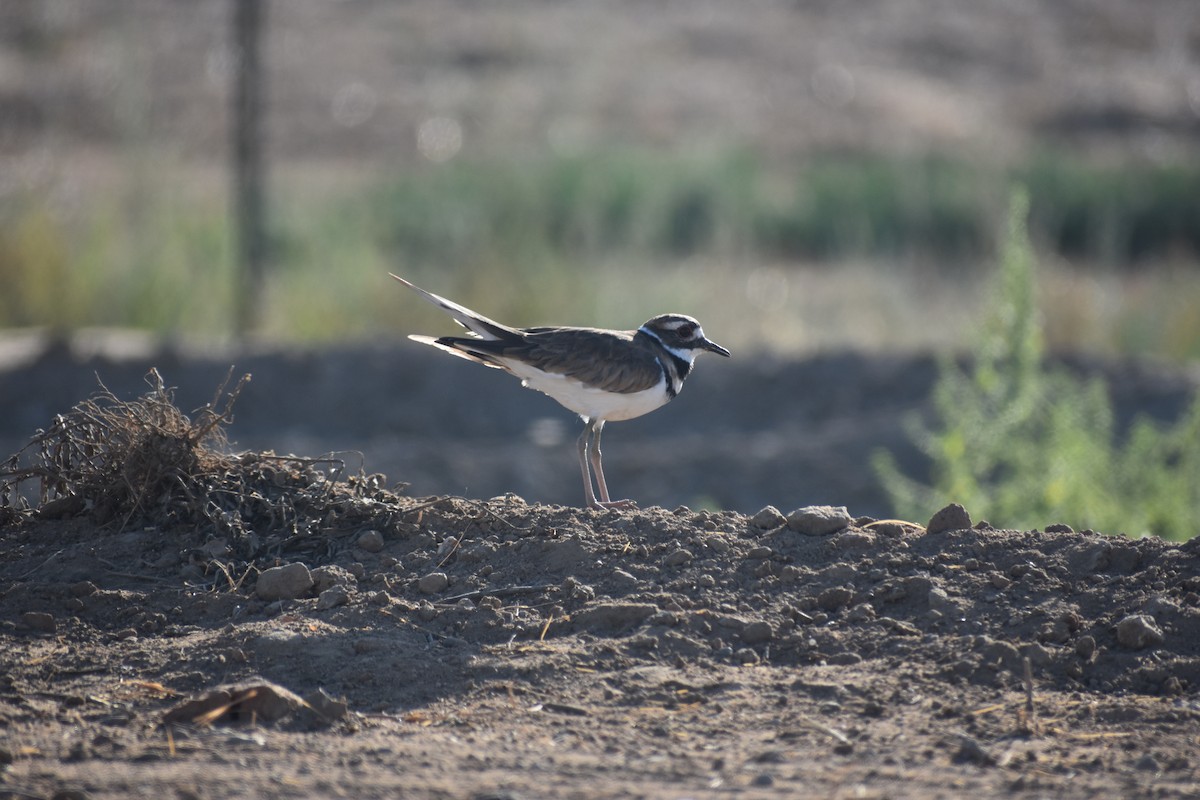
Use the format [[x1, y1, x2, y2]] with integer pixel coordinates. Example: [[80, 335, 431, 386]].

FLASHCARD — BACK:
[[2, 375, 1199, 798], [3, 489, 1200, 797]]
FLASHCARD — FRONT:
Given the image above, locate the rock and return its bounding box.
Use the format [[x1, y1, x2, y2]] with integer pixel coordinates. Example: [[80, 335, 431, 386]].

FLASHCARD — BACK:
[[704, 535, 731, 553], [1134, 754, 1159, 772], [50, 789, 90, 800], [561, 576, 596, 601], [819, 564, 858, 583], [954, 736, 995, 766], [356, 529, 385, 552], [610, 569, 640, 591], [302, 688, 349, 722], [663, 548, 693, 567], [1116, 614, 1164, 650], [846, 603, 876, 623], [926, 503, 971, 535], [69, 581, 98, 597], [1075, 635, 1097, 660], [1045, 523, 1074, 534], [312, 565, 356, 593], [735, 647, 761, 665], [1107, 544, 1142, 574], [742, 620, 774, 644], [816, 586, 855, 611], [750, 505, 786, 529], [980, 639, 1022, 672], [316, 586, 351, 610], [256, 562, 314, 601], [1141, 595, 1180, 616], [786, 505, 852, 536], [989, 572, 1012, 589], [417, 572, 450, 594], [21, 611, 56, 633], [832, 530, 875, 551]]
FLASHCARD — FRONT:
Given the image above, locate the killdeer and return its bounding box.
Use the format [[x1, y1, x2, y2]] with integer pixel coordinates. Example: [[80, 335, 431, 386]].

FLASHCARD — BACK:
[[392, 274, 730, 509]]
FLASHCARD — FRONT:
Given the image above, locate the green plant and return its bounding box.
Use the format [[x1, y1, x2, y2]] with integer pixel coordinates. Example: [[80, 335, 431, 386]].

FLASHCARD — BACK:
[[873, 190, 1200, 540]]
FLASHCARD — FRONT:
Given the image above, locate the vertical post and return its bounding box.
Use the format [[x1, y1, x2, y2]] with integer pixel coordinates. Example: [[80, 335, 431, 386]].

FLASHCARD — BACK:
[[233, 0, 267, 336]]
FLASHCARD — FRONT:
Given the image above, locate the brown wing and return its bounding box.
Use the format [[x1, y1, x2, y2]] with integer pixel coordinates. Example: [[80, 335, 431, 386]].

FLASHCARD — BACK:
[[434, 327, 665, 394], [522, 328, 665, 393]]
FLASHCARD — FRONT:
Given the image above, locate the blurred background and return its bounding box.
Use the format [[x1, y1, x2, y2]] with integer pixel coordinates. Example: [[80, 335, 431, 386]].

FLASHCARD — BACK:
[[1, 0, 1198, 523]]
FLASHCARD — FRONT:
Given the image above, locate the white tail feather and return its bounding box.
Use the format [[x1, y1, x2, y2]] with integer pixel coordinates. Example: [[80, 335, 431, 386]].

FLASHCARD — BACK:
[[390, 274, 509, 340]]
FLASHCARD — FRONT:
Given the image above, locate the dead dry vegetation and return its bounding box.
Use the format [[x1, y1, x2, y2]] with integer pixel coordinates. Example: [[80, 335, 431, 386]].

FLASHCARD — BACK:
[[0, 373, 1198, 799]]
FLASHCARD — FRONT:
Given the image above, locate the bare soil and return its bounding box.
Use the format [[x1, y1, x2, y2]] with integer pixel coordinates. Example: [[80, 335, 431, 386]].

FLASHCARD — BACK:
[[2, 493, 1200, 799], [2, 343, 1199, 799]]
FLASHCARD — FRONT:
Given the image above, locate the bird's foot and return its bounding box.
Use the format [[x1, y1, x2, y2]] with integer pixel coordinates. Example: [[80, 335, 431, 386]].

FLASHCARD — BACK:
[[588, 498, 637, 511]]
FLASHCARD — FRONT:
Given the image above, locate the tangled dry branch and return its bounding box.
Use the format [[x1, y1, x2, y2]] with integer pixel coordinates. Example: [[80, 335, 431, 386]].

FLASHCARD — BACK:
[[0, 369, 404, 549]]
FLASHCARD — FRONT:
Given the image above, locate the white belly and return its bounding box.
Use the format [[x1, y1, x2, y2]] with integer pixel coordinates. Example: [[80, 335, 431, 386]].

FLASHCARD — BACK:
[[508, 363, 671, 422]]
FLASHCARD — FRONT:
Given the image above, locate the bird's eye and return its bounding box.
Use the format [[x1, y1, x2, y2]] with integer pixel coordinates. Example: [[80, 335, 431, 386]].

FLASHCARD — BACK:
[[676, 323, 696, 338]]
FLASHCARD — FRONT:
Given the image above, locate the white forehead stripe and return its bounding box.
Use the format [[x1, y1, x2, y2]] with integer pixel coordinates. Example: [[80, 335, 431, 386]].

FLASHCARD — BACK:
[[639, 324, 700, 364]]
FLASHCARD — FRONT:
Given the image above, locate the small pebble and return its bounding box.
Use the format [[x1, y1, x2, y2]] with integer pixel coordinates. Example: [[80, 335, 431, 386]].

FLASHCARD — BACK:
[[69, 581, 98, 598], [1134, 754, 1160, 772], [1075, 635, 1097, 660], [256, 562, 315, 601], [741, 620, 774, 644], [21, 611, 56, 633], [927, 503, 972, 535], [817, 586, 855, 611], [316, 586, 351, 610], [1116, 614, 1164, 650], [663, 548, 693, 567], [418, 572, 450, 594], [356, 529, 385, 553], [786, 505, 852, 536], [610, 569, 640, 591], [750, 506, 786, 529], [735, 647, 760, 665]]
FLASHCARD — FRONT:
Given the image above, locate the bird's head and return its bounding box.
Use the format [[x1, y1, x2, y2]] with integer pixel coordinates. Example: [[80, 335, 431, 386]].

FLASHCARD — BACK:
[[640, 314, 731, 361]]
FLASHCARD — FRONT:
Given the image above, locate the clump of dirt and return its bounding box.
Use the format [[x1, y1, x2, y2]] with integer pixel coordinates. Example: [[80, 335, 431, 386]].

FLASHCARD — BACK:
[[2, 378, 1199, 798]]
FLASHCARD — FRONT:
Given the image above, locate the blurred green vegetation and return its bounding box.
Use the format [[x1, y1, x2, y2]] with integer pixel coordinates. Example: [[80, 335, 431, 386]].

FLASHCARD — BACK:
[[1, 149, 1199, 351], [353, 150, 1200, 265], [873, 190, 1200, 541]]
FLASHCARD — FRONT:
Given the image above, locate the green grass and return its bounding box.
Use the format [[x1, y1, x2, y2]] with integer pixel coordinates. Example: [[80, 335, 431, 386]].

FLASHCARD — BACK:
[[2, 149, 1199, 357], [350, 150, 1200, 266], [873, 190, 1200, 540]]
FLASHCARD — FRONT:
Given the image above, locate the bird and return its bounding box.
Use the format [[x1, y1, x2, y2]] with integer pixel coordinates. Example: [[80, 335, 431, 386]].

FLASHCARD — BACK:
[[391, 274, 730, 509]]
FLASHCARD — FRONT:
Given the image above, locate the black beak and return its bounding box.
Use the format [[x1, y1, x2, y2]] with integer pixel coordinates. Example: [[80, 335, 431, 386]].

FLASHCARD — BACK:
[[702, 338, 731, 357]]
